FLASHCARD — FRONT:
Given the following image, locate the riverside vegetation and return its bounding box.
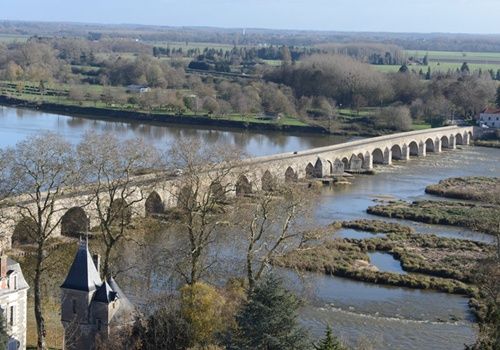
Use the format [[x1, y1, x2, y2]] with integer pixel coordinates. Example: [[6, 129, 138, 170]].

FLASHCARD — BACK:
[[275, 219, 488, 295], [368, 176, 500, 235]]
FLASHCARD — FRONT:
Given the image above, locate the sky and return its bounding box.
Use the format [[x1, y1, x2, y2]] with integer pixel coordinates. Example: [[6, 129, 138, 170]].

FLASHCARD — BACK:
[[2, 0, 500, 34]]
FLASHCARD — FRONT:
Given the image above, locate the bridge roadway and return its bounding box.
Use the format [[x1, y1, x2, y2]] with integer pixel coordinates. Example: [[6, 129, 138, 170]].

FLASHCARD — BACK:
[[0, 126, 474, 249]]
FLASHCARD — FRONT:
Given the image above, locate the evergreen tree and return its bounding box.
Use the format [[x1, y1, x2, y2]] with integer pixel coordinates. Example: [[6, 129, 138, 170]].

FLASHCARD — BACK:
[[496, 69, 500, 81], [496, 86, 500, 108], [398, 64, 409, 73], [425, 66, 432, 80], [461, 62, 470, 75], [233, 275, 309, 350], [423, 54, 429, 66], [314, 326, 345, 350]]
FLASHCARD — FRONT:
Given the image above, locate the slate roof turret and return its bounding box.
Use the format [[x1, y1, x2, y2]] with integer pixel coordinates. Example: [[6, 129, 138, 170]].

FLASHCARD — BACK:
[[61, 238, 102, 291]]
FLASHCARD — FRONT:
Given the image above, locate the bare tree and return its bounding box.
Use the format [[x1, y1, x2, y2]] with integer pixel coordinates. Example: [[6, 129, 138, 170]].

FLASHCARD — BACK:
[[168, 137, 244, 285], [236, 184, 318, 292], [77, 132, 161, 278], [5, 133, 78, 350]]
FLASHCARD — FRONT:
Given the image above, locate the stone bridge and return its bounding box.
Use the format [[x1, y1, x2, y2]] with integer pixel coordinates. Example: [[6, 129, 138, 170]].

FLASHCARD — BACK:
[[1, 126, 474, 248]]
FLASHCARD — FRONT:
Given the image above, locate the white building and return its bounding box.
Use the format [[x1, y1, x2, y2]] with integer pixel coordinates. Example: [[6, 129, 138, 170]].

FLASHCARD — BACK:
[[479, 107, 500, 128], [0, 254, 29, 350], [125, 85, 151, 94]]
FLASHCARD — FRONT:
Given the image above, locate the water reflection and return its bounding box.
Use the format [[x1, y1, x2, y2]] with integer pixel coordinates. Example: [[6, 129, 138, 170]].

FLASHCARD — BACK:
[[0, 106, 349, 155], [368, 252, 406, 274]]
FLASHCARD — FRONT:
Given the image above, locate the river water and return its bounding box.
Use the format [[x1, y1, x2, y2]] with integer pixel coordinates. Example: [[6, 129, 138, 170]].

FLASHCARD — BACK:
[[2, 106, 499, 349]]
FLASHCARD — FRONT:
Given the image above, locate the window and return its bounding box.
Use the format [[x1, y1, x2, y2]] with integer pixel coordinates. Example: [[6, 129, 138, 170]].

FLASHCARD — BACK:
[[7, 340, 18, 350], [13, 276, 17, 290], [72, 300, 77, 314], [9, 306, 14, 326], [96, 318, 102, 331]]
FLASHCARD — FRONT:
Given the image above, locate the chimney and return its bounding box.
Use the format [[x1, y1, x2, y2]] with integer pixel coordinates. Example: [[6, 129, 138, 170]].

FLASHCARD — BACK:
[[0, 253, 7, 289], [93, 254, 100, 274]]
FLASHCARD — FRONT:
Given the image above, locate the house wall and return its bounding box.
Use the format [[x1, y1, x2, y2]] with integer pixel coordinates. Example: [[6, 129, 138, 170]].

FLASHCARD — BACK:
[[480, 113, 500, 128]]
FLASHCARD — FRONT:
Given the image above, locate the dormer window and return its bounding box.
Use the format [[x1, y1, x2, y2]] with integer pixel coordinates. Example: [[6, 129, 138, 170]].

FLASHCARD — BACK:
[[72, 300, 77, 314], [96, 318, 102, 331]]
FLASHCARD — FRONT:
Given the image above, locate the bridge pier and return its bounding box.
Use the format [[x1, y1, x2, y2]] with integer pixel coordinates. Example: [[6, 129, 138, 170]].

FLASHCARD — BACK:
[[449, 135, 456, 149], [418, 141, 426, 157], [463, 133, 470, 145], [363, 152, 373, 170], [434, 138, 442, 153], [383, 148, 392, 165], [401, 144, 410, 160]]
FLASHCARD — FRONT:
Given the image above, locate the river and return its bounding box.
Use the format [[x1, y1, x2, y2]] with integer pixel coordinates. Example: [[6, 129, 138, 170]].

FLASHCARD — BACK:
[[2, 105, 499, 349]]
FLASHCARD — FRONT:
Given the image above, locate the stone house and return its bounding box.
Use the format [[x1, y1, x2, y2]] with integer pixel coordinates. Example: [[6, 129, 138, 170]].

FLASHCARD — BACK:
[[0, 254, 29, 350], [479, 107, 500, 128], [60, 240, 135, 350]]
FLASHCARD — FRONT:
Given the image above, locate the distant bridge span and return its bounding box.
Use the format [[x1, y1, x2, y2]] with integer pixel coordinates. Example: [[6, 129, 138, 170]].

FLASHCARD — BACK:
[[1, 126, 474, 248]]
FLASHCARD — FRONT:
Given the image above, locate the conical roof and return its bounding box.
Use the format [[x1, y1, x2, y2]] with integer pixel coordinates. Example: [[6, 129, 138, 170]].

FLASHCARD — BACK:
[[61, 239, 102, 292], [93, 280, 116, 303]]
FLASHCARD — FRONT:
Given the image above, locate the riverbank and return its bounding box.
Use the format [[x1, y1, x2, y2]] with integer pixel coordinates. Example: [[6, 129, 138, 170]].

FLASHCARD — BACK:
[[474, 140, 500, 149], [275, 220, 486, 296], [0, 95, 329, 135]]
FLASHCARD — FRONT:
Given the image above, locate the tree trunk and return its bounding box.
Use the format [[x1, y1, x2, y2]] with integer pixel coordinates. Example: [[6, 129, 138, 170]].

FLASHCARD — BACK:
[[34, 244, 46, 350], [102, 244, 112, 279], [247, 244, 255, 292], [190, 249, 199, 285]]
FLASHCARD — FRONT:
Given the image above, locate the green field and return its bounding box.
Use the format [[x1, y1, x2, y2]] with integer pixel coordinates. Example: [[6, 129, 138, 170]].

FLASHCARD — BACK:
[[407, 50, 500, 63], [372, 61, 500, 73], [0, 34, 29, 43], [151, 41, 242, 51]]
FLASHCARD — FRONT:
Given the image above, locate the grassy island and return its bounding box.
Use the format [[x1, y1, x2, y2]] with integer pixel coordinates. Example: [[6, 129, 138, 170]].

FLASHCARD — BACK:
[[275, 220, 489, 295], [425, 176, 500, 204]]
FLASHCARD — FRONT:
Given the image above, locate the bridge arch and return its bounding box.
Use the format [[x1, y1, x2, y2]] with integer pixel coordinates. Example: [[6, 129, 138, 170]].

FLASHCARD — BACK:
[[341, 157, 349, 170], [314, 158, 330, 178], [145, 191, 164, 216], [61, 207, 90, 237], [425, 138, 435, 152], [455, 133, 464, 145], [305, 163, 315, 179], [236, 175, 252, 196], [372, 148, 385, 164], [391, 144, 403, 160], [285, 167, 298, 182], [357, 153, 365, 167], [261, 170, 276, 191], [441, 136, 449, 149], [464, 131, 471, 145], [408, 141, 419, 156], [12, 217, 37, 245]]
